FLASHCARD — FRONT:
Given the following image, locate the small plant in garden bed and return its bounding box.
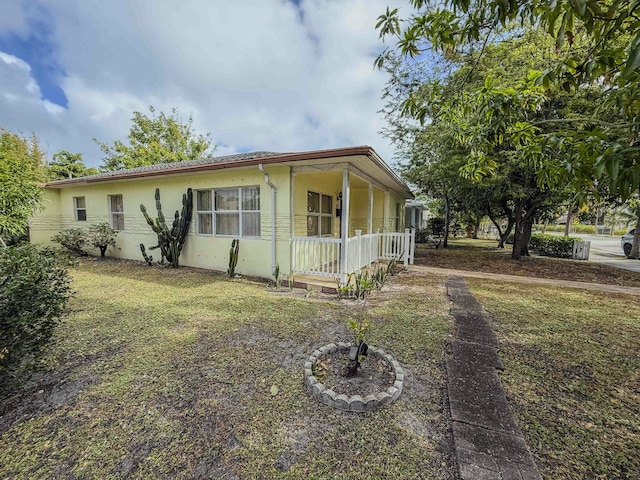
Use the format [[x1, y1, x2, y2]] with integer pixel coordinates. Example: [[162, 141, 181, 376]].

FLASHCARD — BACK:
[[344, 314, 370, 377], [88, 223, 118, 257]]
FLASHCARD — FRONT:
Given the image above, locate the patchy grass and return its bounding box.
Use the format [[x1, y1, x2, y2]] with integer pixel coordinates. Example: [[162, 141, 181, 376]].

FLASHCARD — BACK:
[[415, 238, 640, 287], [0, 259, 454, 479], [467, 278, 640, 479]]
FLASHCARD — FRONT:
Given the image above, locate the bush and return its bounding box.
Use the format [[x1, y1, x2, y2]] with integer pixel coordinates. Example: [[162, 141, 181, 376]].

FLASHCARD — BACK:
[[88, 223, 117, 257], [0, 244, 73, 382], [415, 228, 430, 243], [426, 217, 445, 236], [52, 228, 88, 255], [529, 234, 581, 258]]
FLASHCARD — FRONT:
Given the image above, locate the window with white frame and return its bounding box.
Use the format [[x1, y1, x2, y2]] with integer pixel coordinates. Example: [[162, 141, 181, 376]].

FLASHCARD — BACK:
[[307, 191, 332, 236], [108, 194, 124, 231], [74, 196, 87, 221], [196, 186, 260, 237]]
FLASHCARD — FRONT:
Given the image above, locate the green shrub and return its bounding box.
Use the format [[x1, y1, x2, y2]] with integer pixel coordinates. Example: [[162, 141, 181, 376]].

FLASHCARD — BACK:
[[0, 244, 73, 383], [426, 217, 445, 236], [52, 227, 88, 255], [529, 234, 581, 258], [571, 224, 596, 234]]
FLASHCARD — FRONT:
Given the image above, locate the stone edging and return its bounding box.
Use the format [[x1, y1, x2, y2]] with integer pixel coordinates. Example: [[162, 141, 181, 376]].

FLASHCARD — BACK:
[[303, 343, 404, 412]]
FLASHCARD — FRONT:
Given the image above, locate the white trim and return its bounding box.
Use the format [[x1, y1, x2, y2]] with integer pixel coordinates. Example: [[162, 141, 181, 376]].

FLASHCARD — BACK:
[[195, 186, 261, 238]]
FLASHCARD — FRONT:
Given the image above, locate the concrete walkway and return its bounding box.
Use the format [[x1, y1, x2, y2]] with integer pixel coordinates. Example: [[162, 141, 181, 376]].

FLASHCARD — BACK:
[[446, 276, 542, 480], [409, 265, 640, 296]]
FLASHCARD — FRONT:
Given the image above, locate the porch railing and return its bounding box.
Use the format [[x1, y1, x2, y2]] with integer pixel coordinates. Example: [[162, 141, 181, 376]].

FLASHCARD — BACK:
[[290, 237, 341, 277], [291, 228, 415, 278]]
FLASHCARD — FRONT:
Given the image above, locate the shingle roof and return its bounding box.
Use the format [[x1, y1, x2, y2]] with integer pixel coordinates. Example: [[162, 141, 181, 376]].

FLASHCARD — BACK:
[[73, 151, 281, 182]]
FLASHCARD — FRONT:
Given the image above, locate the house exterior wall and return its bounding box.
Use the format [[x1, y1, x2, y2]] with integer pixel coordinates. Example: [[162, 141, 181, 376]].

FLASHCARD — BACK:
[[385, 192, 407, 232], [30, 165, 292, 279], [292, 171, 343, 238], [348, 185, 386, 235]]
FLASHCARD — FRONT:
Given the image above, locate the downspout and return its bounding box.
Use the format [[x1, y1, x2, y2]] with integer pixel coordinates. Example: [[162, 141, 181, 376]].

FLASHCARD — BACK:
[[259, 164, 277, 274]]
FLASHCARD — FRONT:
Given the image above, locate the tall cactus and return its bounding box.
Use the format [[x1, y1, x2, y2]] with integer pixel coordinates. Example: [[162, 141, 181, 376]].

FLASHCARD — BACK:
[[227, 238, 239, 277], [140, 188, 193, 268]]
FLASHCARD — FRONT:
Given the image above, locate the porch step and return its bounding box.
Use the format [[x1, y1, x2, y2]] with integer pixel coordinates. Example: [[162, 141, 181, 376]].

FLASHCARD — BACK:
[[281, 275, 338, 294]]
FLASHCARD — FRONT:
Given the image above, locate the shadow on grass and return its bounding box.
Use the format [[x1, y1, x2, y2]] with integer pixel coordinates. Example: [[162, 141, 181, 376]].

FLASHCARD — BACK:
[[76, 256, 269, 290]]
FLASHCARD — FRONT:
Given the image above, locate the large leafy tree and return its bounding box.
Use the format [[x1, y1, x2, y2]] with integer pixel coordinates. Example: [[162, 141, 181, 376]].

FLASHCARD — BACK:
[[0, 128, 45, 246], [47, 150, 99, 180], [378, 1, 640, 257], [95, 106, 214, 171]]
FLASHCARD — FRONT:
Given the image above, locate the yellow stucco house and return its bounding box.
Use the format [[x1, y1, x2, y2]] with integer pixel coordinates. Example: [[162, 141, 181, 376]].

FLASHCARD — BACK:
[[30, 146, 415, 284]]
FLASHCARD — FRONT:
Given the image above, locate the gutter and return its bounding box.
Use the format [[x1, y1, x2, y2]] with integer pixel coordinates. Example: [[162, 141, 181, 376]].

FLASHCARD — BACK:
[[259, 164, 277, 275]]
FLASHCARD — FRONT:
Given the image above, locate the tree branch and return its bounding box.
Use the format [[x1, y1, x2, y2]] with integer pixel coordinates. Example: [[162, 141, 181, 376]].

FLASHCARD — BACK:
[[530, 118, 640, 129]]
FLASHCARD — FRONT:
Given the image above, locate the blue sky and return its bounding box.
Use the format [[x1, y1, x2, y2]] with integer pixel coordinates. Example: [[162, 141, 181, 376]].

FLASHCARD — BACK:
[[0, 0, 406, 168]]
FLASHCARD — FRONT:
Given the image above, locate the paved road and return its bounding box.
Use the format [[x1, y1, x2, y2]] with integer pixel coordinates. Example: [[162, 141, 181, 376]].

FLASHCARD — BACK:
[[568, 233, 640, 273]]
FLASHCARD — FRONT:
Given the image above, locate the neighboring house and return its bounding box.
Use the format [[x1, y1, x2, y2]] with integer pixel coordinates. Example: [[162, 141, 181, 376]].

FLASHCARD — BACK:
[[405, 200, 429, 230], [30, 146, 415, 283]]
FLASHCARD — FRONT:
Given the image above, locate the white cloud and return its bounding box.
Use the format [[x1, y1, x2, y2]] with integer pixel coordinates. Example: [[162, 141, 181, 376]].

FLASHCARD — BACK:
[[0, 0, 406, 168]]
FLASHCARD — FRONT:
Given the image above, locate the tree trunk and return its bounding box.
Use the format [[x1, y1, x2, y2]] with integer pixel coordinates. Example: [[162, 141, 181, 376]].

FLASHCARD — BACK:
[[512, 200, 524, 260], [519, 216, 534, 257], [472, 218, 480, 239], [489, 215, 504, 246], [498, 216, 515, 249], [629, 211, 640, 259], [564, 207, 573, 237], [99, 246, 107, 257], [542, 218, 548, 234], [443, 197, 450, 248]]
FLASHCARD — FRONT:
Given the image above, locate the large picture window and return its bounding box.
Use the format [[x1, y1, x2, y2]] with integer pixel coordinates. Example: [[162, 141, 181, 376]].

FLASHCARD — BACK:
[[196, 186, 260, 237], [108, 194, 124, 231], [307, 191, 332, 236], [74, 196, 86, 221]]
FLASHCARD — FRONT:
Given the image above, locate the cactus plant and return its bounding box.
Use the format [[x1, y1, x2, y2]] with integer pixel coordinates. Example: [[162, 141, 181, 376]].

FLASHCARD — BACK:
[[139, 244, 153, 266], [140, 188, 193, 268], [227, 238, 239, 277]]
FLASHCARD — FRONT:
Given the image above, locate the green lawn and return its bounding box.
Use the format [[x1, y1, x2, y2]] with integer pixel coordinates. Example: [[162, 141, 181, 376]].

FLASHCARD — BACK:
[[467, 278, 640, 479], [0, 260, 454, 479]]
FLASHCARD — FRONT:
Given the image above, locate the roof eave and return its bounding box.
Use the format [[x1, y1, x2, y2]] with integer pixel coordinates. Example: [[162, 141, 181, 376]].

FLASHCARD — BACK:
[[44, 145, 414, 198]]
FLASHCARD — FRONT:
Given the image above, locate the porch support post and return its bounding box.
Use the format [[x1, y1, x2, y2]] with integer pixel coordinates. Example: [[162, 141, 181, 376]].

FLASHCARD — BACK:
[[383, 191, 390, 232], [368, 184, 374, 267], [290, 170, 296, 278], [404, 228, 410, 268], [340, 169, 350, 284]]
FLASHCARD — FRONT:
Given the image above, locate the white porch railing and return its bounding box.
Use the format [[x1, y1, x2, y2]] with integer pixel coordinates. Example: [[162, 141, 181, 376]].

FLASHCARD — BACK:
[[290, 237, 341, 277], [291, 228, 415, 278]]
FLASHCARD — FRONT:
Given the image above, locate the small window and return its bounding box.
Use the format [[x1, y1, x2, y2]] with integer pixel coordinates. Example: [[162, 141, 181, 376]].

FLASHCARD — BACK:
[[108, 194, 124, 231], [195, 186, 260, 238], [74, 196, 86, 221], [307, 191, 333, 236]]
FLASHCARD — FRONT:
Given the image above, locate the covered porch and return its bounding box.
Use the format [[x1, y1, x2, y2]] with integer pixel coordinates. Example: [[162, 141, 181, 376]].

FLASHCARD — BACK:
[[289, 163, 415, 284]]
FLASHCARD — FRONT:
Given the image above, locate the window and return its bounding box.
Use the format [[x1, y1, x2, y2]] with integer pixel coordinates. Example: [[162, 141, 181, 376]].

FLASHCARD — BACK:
[[196, 186, 260, 237], [108, 194, 124, 231], [74, 196, 86, 221], [307, 191, 332, 236]]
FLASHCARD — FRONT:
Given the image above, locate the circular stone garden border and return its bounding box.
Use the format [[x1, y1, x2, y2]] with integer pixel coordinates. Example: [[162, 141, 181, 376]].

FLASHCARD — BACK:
[[303, 342, 404, 412]]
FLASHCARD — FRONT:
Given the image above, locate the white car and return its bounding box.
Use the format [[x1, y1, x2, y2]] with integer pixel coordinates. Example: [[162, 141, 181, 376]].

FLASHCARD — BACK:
[[622, 229, 636, 256]]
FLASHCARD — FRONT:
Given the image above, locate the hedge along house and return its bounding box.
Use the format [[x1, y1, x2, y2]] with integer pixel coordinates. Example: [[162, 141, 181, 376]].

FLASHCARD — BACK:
[[30, 146, 415, 285]]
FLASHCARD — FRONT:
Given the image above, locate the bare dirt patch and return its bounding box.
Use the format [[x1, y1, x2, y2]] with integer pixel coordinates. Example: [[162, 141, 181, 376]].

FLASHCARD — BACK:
[[314, 346, 395, 397]]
